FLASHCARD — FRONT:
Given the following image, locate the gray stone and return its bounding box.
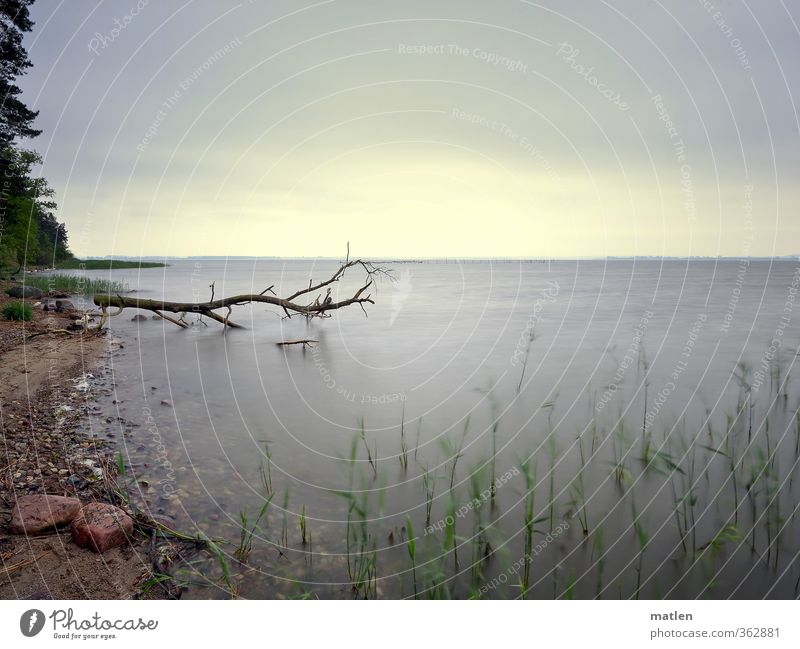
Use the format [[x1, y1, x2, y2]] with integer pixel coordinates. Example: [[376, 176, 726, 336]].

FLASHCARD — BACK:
[[54, 300, 75, 312], [6, 285, 43, 299]]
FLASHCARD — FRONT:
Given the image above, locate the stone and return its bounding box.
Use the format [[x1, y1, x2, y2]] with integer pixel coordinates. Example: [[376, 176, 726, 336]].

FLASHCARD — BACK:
[[55, 300, 75, 312], [149, 514, 176, 528], [160, 399, 173, 407], [131, 314, 147, 321], [6, 285, 43, 299], [9, 495, 82, 534], [70, 503, 133, 553]]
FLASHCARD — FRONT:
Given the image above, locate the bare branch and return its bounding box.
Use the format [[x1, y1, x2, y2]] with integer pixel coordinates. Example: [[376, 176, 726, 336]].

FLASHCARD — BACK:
[[93, 251, 390, 330], [277, 339, 318, 348], [154, 309, 188, 329]]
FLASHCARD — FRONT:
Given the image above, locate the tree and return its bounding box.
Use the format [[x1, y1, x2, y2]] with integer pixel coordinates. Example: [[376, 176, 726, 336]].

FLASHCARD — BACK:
[[0, 0, 72, 268], [0, 0, 39, 147]]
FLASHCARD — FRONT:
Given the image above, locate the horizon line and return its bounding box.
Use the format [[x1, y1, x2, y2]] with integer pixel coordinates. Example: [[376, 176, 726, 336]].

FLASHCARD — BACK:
[[81, 254, 800, 262]]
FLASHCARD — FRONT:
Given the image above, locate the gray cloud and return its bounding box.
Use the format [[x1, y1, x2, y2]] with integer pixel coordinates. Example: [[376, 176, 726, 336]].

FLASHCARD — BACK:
[[18, 0, 800, 257]]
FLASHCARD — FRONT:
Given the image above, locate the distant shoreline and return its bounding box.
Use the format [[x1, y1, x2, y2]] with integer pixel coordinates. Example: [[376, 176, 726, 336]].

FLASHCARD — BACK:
[[59, 259, 167, 269], [73, 255, 798, 264]]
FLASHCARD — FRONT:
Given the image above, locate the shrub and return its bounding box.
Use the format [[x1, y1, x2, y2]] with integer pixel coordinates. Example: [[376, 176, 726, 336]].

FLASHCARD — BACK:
[[2, 300, 33, 321]]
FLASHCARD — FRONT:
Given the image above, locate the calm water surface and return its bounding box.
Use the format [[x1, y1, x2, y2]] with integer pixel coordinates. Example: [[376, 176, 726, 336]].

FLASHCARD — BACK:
[[69, 259, 800, 598]]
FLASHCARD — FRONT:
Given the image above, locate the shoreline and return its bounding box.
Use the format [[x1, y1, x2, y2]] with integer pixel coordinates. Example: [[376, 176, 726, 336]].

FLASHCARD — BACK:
[[0, 283, 180, 599]]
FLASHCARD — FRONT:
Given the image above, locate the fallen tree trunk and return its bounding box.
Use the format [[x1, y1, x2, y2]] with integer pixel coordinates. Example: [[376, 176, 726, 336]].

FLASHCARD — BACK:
[[93, 255, 390, 330]]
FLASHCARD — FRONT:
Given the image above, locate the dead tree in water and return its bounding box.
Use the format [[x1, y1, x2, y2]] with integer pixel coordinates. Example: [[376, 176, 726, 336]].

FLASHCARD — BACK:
[[94, 254, 391, 330]]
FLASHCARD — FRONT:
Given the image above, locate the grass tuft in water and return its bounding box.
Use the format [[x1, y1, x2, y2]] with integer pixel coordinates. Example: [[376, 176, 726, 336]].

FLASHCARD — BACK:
[[235, 495, 273, 563], [22, 273, 127, 295]]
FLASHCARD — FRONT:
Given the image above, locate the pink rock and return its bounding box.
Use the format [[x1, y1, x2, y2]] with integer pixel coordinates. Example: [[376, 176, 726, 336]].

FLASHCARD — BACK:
[[70, 503, 133, 553], [9, 495, 82, 535]]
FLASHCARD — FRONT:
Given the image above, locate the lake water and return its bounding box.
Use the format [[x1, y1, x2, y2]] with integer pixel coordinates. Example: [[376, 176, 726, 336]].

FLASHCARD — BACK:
[[70, 258, 800, 599]]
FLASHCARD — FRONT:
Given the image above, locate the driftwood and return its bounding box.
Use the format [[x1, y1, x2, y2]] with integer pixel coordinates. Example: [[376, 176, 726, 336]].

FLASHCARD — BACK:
[[277, 339, 318, 348], [93, 253, 390, 330], [26, 328, 81, 339]]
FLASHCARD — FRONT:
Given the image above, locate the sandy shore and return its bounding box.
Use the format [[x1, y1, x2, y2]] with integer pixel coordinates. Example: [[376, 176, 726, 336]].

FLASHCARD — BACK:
[[0, 284, 156, 599]]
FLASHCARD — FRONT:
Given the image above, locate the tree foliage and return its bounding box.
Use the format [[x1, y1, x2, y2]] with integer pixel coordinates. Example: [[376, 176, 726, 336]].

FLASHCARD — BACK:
[[0, 0, 71, 268]]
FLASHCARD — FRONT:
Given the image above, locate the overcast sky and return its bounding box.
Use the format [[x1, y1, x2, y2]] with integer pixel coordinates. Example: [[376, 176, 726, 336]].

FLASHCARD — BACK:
[[18, 0, 800, 258]]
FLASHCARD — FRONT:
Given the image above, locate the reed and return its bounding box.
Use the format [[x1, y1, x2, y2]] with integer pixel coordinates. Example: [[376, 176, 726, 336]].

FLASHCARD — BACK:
[[299, 505, 308, 545], [21, 273, 127, 295], [414, 417, 423, 463], [699, 524, 742, 562], [564, 572, 576, 599], [235, 495, 273, 562], [205, 537, 236, 598], [347, 433, 359, 489], [610, 418, 632, 488], [192, 352, 800, 599], [639, 345, 650, 462], [488, 390, 501, 502], [668, 448, 688, 555], [339, 481, 377, 598], [422, 466, 436, 526], [631, 499, 650, 600], [280, 488, 290, 549], [443, 497, 458, 571], [746, 446, 770, 553], [259, 440, 273, 497], [440, 416, 469, 493], [723, 412, 740, 524], [519, 457, 539, 596], [679, 423, 700, 556], [406, 514, 417, 598], [399, 405, 409, 471], [516, 325, 537, 394], [571, 429, 590, 537], [113, 452, 130, 507], [547, 434, 557, 532], [735, 362, 754, 445], [592, 524, 606, 598], [468, 464, 490, 593], [360, 418, 378, 479], [138, 573, 176, 598]]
